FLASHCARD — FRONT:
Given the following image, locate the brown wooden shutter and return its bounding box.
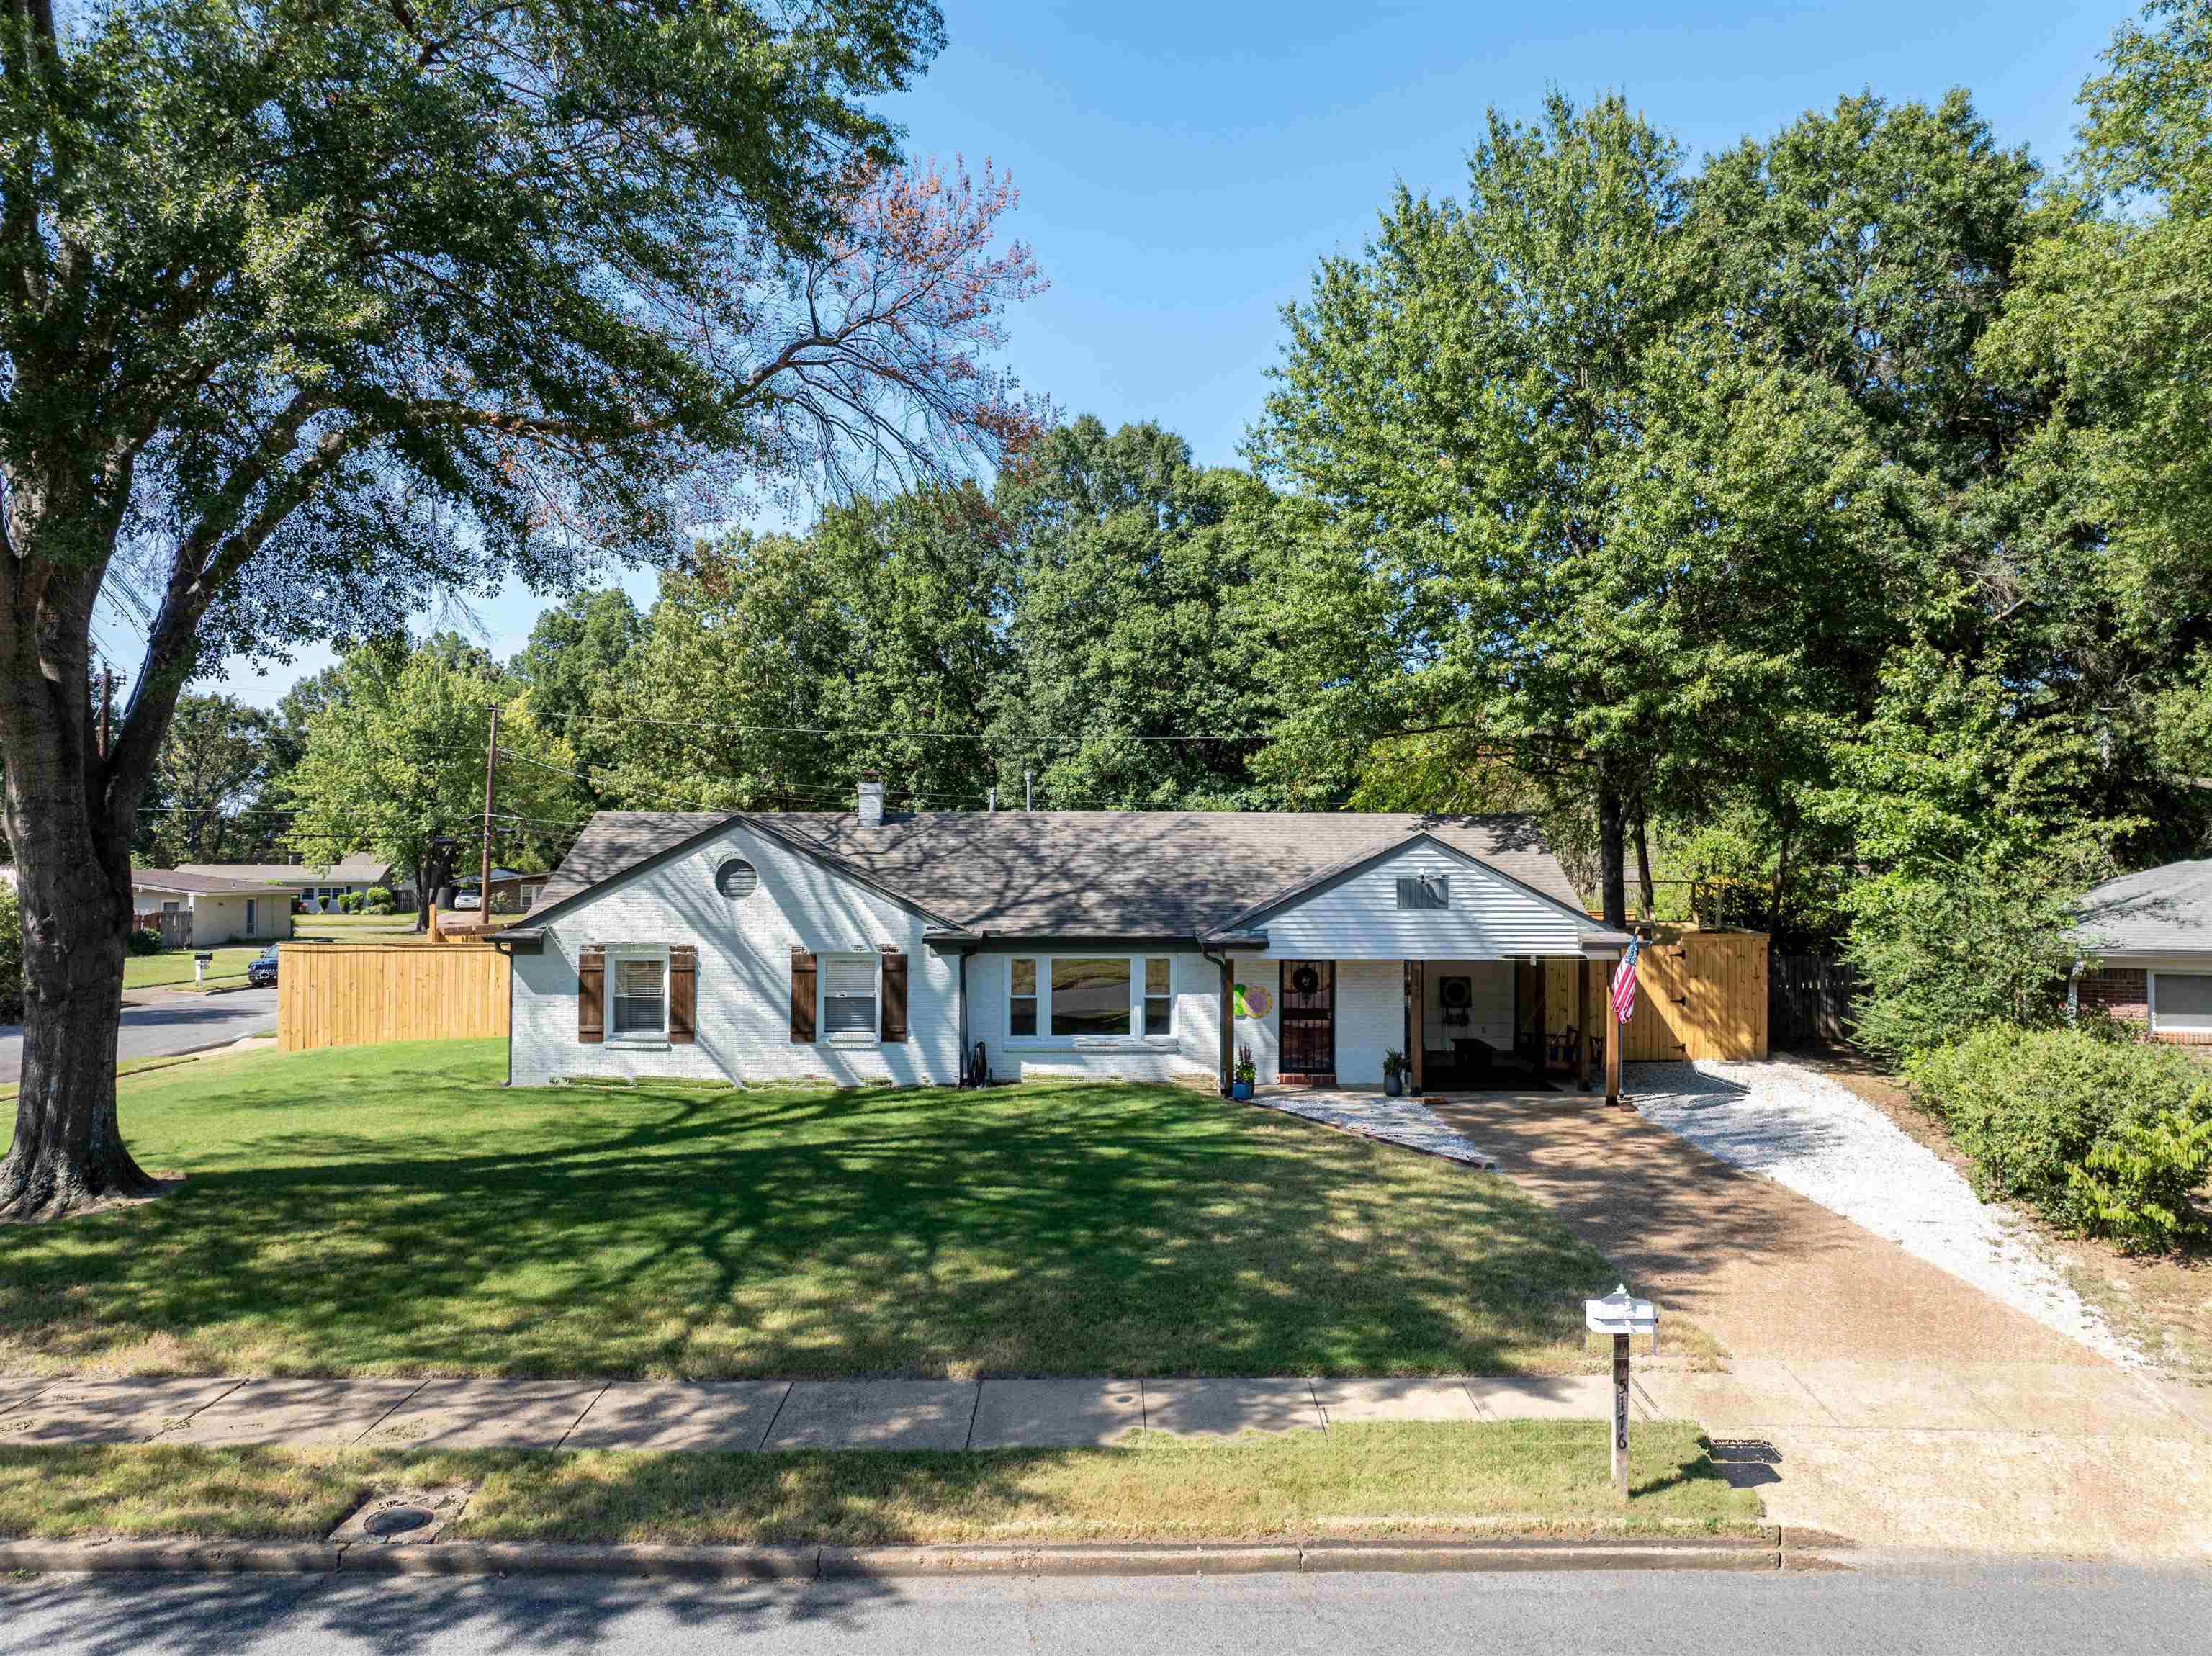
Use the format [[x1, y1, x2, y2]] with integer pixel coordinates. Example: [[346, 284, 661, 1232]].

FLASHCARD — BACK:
[[668, 945, 697, 1044], [790, 949, 817, 1043], [881, 952, 908, 1043], [577, 946, 606, 1044]]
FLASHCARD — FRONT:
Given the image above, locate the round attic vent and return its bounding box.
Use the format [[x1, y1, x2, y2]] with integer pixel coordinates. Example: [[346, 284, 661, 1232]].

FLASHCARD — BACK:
[[716, 858, 759, 900]]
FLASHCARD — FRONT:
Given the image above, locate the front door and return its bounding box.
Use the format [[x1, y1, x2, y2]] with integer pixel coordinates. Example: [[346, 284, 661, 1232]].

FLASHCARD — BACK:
[[1279, 960, 1335, 1082]]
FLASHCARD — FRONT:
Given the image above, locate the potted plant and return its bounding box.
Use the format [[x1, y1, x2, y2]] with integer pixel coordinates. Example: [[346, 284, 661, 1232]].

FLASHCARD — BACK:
[[1382, 1049, 1408, 1097], [1231, 1044, 1257, 1101]]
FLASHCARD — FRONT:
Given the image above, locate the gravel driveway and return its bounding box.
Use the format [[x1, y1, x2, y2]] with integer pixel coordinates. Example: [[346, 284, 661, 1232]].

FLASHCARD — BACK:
[[1629, 1060, 2134, 1366]]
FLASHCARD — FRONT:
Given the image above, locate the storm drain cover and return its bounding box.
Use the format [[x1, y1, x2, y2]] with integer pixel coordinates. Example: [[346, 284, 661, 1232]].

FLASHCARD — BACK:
[[363, 1505, 436, 1538]]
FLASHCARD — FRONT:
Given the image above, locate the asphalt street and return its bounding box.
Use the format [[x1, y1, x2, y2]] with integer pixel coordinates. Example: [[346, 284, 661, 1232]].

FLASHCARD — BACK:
[[2, 1561, 2208, 1656], [0, 987, 279, 1084]]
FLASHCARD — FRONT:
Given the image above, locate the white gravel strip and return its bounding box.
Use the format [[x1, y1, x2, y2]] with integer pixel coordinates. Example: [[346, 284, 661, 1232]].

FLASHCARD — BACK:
[[1627, 1059, 2139, 1367]]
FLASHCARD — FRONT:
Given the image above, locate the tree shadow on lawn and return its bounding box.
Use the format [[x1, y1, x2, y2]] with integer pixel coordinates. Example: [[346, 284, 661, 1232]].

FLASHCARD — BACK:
[[0, 1064, 1620, 1379]]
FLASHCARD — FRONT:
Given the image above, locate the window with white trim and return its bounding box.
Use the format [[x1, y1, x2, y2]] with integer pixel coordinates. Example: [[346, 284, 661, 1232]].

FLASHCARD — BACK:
[[1052, 958, 1130, 1037], [609, 945, 669, 1041], [2152, 971, 2212, 1035], [1144, 957, 1173, 1036], [1004, 955, 1177, 1042], [822, 953, 880, 1040]]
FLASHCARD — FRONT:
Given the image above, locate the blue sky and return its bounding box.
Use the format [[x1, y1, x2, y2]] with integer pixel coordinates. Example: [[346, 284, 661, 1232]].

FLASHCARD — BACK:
[[190, 0, 2122, 709]]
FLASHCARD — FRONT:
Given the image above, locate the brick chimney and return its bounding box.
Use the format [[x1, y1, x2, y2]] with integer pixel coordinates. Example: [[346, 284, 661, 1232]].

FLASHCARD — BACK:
[[856, 772, 885, 828]]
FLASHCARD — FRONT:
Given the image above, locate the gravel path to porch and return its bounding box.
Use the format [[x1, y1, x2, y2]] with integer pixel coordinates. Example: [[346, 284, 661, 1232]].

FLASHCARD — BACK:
[[1247, 1089, 1498, 1169], [1627, 1059, 2133, 1366]]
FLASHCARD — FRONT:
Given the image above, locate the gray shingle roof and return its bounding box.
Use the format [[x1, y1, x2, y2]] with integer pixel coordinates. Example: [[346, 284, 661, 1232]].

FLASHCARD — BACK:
[[133, 869, 294, 896], [533, 810, 1591, 937], [176, 857, 390, 886], [2076, 859, 2212, 957]]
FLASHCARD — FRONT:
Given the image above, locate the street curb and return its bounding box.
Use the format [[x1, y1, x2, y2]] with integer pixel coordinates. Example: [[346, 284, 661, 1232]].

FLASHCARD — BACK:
[[0, 1533, 1788, 1580]]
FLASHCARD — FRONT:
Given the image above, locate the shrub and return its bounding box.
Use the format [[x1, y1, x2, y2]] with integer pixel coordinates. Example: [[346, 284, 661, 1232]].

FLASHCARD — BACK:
[[2067, 1107, 2212, 1253], [1844, 861, 2085, 1064], [362, 885, 395, 914], [125, 925, 166, 955], [1910, 1025, 2212, 1246], [338, 891, 365, 914]]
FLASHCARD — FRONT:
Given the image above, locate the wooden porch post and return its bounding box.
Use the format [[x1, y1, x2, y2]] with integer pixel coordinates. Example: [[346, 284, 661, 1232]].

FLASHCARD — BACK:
[[1533, 957, 1548, 1077], [1604, 956, 1623, 1107], [1407, 960, 1426, 1097], [1219, 956, 1235, 1095], [1576, 958, 1592, 1091]]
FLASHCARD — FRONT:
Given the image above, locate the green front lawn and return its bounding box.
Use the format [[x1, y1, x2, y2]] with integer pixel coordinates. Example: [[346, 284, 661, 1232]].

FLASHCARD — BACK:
[[0, 1043, 1652, 1380], [121, 944, 268, 992], [0, 1424, 1762, 1544]]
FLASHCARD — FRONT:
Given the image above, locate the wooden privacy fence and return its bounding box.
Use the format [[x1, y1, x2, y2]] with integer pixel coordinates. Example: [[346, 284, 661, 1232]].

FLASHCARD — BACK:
[[1770, 954, 1859, 1047], [279, 943, 510, 1052], [1541, 926, 1769, 1063]]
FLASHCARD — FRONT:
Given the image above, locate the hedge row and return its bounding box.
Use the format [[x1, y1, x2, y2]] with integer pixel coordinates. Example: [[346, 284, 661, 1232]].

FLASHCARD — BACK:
[[1909, 1024, 2212, 1253]]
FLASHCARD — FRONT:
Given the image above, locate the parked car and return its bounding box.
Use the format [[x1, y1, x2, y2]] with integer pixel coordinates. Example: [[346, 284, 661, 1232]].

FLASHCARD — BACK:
[[247, 947, 280, 988]]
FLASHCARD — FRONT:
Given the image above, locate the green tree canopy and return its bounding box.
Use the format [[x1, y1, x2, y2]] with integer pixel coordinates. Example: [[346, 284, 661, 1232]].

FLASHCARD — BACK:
[[989, 418, 1287, 809], [1251, 93, 1913, 924], [593, 487, 1014, 812], [286, 639, 581, 932], [0, 0, 1046, 1214]]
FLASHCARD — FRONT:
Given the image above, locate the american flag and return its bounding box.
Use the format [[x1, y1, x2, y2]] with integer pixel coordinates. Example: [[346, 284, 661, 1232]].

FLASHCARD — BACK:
[[1609, 937, 1642, 1026]]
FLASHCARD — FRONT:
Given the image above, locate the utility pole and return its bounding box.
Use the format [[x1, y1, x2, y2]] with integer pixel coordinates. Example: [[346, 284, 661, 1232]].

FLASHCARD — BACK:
[[480, 704, 499, 926], [96, 667, 112, 760], [1023, 769, 1033, 811]]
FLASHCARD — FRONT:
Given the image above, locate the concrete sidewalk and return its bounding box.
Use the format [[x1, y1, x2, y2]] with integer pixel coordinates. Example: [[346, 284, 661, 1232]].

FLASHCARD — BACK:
[[0, 1373, 1627, 1452]]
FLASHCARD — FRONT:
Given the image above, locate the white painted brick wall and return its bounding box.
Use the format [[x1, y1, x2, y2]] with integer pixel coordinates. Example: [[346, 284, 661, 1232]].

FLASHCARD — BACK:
[[511, 820, 959, 1087], [1230, 955, 1280, 1084]]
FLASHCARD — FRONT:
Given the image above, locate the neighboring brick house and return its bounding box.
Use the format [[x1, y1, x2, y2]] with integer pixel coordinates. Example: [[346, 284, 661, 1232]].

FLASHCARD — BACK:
[[490, 780, 1635, 1095], [2074, 860, 2212, 1045]]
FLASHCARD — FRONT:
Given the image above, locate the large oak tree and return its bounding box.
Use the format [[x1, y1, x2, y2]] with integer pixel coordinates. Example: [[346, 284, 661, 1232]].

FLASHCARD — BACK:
[[0, 0, 1041, 1215]]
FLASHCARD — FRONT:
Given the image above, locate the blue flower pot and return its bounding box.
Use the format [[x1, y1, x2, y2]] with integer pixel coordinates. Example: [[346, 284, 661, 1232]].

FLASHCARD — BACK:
[[1231, 1081, 1253, 1101]]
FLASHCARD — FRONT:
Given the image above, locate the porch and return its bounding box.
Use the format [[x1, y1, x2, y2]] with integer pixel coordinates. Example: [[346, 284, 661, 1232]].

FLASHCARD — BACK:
[[1228, 952, 1629, 1104]]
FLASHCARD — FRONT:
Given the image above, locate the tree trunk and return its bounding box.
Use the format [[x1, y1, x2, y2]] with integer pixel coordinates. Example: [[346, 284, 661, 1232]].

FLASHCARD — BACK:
[[414, 855, 433, 934], [1770, 814, 1794, 943], [1596, 779, 1628, 930], [1633, 807, 1655, 922], [0, 768, 158, 1217]]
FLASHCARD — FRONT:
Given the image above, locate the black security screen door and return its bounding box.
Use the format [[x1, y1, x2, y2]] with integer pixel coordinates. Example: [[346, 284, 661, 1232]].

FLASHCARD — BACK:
[[1280, 960, 1334, 1079]]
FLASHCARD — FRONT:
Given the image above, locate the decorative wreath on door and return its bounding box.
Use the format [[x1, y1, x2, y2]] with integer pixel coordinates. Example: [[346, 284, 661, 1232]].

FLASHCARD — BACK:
[[1290, 965, 1321, 995]]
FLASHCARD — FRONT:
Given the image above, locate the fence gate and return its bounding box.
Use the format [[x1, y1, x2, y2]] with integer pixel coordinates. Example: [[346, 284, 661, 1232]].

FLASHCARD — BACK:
[[1543, 927, 1770, 1063], [1770, 955, 1858, 1046]]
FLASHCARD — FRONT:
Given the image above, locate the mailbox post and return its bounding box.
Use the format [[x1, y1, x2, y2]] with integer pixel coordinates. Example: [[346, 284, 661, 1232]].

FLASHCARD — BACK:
[[1584, 1284, 1657, 1500], [192, 950, 213, 986]]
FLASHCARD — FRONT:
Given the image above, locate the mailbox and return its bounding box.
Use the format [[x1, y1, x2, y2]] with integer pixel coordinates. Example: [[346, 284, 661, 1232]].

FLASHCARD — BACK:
[[1584, 1284, 1657, 1500], [1584, 1284, 1656, 1341]]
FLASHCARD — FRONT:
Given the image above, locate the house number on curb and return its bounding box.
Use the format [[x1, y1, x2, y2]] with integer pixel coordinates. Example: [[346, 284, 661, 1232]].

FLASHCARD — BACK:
[[1585, 1284, 1658, 1500]]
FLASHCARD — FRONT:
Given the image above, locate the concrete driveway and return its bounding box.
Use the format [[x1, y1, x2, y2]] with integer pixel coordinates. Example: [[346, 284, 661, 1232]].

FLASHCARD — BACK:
[[1430, 1085, 2212, 1560], [0, 988, 278, 1085]]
